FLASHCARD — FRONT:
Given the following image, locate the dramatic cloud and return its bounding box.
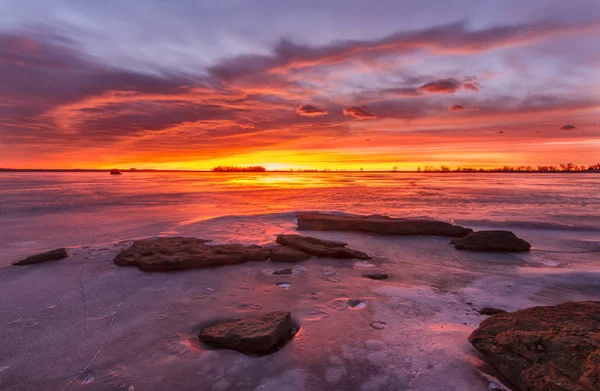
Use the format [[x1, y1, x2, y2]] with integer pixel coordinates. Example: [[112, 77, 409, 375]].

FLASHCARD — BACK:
[[1, 5, 599, 169], [418, 79, 462, 94], [209, 19, 600, 81], [449, 105, 466, 112], [559, 124, 577, 130], [296, 104, 328, 117], [343, 106, 377, 120]]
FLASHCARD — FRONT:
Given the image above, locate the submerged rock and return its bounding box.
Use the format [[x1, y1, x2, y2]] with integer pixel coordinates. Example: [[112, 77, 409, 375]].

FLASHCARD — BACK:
[[478, 307, 507, 316], [113, 237, 270, 271], [362, 272, 388, 280], [269, 245, 310, 263], [276, 234, 371, 260], [199, 311, 294, 355], [469, 301, 600, 391], [12, 248, 68, 266], [297, 213, 472, 237], [451, 230, 531, 252]]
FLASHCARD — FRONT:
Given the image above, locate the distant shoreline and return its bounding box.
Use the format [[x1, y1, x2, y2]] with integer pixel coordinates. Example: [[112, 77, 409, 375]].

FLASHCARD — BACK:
[[1, 169, 599, 174]]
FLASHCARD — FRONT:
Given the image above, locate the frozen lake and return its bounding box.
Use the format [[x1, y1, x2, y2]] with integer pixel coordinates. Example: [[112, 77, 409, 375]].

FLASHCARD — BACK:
[[0, 172, 599, 390]]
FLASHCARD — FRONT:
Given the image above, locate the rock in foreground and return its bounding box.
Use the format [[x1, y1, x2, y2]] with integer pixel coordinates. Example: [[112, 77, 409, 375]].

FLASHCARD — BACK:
[[269, 245, 310, 263], [451, 230, 531, 252], [12, 248, 68, 266], [469, 301, 600, 391], [297, 213, 472, 237], [199, 311, 294, 355], [276, 234, 371, 260], [114, 237, 270, 271]]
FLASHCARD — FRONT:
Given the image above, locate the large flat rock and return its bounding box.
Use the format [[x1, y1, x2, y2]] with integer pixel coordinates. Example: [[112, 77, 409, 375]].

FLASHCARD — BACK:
[[469, 301, 600, 391], [276, 234, 371, 259], [269, 245, 311, 263], [113, 237, 270, 271], [12, 248, 68, 266], [199, 311, 293, 355], [451, 230, 531, 252], [297, 213, 472, 237]]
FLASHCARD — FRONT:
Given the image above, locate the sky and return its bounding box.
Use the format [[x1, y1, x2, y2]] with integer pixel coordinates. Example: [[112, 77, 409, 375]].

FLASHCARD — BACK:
[[0, 0, 599, 170]]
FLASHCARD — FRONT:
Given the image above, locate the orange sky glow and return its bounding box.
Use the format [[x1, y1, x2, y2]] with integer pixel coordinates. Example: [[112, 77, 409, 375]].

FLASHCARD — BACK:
[[1, 3, 599, 170]]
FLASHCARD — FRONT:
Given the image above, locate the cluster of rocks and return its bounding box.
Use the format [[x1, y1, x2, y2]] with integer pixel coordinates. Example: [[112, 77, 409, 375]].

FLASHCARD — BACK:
[[14, 211, 562, 379], [110, 234, 371, 272], [298, 213, 531, 252], [12, 213, 532, 270]]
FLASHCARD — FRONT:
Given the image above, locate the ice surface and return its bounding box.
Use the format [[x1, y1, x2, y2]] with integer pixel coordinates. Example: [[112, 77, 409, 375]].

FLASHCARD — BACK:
[[1, 173, 599, 390], [1, 211, 599, 391], [2, 172, 599, 263]]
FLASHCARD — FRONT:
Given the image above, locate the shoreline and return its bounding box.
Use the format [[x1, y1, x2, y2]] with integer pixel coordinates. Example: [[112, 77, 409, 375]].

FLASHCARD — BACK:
[[2, 169, 600, 174]]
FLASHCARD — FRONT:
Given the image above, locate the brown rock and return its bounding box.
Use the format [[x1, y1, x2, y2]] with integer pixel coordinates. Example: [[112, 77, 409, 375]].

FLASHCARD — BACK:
[[12, 248, 68, 266], [478, 307, 507, 316], [297, 213, 472, 237], [269, 245, 310, 263], [451, 230, 531, 252], [276, 234, 371, 260], [469, 301, 600, 391], [199, 311, 294, 355], [113, 237, 270, 272], [362, 272, 388, 280], [272, 268, 293, 275]]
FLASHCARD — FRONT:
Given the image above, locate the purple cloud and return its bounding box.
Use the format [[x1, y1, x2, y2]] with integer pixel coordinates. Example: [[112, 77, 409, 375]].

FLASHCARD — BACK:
[[296, 104, 328, 117], [559, 124, 577, 130]]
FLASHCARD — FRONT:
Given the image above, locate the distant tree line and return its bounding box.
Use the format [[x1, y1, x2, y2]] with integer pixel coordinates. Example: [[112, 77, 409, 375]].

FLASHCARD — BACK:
[[416, 163, 600, 172], [210, 166, 267, 172]]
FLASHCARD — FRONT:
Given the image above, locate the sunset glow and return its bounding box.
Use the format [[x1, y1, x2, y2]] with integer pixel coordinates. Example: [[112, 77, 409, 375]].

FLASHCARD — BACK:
[[1, 1, 599, 170]]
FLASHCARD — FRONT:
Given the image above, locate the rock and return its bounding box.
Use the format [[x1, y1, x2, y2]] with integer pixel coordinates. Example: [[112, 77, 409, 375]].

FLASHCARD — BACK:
[[347, 299, 366, 308], [12, 248, 68, 265], [113, 237, 270, 272], [362, 272, 388, 280], [199, 311, 294, 355], [276, 234, 371, 260], [478, 307, 507, 316], [297, 213, 472, 237], [370, 321, 387, 330], [451, 230, 531, 252], [269, 245, 310, 263], [272, 268, 293, 275], [469, 301, 600, 391]]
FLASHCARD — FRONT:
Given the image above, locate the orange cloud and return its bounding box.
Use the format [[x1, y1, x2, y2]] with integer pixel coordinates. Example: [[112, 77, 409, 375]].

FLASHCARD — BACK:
[[462, 82, 480, 92], [418, 79, 462, 94], [449, 104, 466, 112], [343, 106, 377, 119]]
